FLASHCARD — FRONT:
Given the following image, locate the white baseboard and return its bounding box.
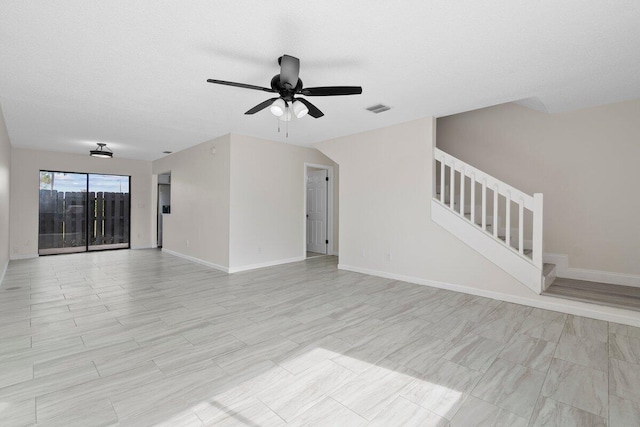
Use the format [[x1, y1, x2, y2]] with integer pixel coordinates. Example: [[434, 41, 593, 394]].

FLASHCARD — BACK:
[[338, 263, 640, 327], [160, 250, 305, 275], [544, 252, 640, 288], [161, 249, 229, 273], [229, 256, 306, 274], [10, 253, 38, 260], [131, 245, 154, 250]]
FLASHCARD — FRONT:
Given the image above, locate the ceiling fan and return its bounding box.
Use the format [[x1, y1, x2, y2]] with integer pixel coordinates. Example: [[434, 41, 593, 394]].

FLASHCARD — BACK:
[[207, 54, 362, 120]]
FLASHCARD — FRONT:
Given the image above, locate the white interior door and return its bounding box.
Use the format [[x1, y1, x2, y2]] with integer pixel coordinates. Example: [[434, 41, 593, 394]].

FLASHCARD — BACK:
[[307, 169, 328, 254]]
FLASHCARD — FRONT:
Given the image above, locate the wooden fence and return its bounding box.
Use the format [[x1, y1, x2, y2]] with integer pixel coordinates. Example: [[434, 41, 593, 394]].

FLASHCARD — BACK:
[[39, 190, 130, 249]]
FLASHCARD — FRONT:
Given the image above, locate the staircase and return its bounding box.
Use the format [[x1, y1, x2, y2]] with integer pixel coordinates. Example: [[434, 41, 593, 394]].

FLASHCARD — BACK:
[[432, 148, 556, 294]]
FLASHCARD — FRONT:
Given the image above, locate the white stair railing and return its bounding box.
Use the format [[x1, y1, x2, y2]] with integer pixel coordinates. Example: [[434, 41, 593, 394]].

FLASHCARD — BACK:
[[434, 148, 543, 270]]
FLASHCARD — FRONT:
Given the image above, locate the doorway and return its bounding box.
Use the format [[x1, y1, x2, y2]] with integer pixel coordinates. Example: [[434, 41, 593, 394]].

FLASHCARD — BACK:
[[304, 164, 334, 258], [38, 171, 131, 255], [157, 172, 171, 248]]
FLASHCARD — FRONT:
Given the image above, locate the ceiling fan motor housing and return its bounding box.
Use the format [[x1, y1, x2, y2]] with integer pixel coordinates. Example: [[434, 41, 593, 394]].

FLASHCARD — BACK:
[[270, 75, 302, 102]]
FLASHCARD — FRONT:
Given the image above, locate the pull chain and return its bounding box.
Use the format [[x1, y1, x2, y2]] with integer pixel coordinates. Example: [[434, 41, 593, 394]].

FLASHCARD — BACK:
[[275, 107, 290, 138]]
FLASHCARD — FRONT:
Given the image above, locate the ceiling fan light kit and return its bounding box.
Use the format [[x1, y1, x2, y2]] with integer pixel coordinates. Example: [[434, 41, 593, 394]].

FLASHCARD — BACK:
[[207, 54, 362, 133], [270, 98, 286, 117], [279, 108, 293, 122], [292, 100, 308, 118]]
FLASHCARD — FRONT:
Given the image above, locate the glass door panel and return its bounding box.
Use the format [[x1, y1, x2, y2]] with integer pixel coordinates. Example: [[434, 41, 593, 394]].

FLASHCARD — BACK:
[[88, 174, 130, 250], [38, 172, 88, 255], [39, 171, 131, 255]]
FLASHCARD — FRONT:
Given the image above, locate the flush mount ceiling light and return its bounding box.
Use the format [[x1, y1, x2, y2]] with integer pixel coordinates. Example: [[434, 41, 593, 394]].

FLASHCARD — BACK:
[[90, 143, 113, 159]]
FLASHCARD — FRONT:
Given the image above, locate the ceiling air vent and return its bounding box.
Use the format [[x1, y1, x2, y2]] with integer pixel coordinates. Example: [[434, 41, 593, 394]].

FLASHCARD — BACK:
[[366, 104, 391, 114]]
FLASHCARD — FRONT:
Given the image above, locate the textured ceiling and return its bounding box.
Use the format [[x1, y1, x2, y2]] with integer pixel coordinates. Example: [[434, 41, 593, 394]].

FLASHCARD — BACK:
[[1, 1, 639, 160]]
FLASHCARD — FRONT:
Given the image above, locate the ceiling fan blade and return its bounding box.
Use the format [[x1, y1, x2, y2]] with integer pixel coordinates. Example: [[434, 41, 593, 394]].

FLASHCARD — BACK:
[[296, 98, 324, 118], [245, 97, 280, 115], [207, 79, 275, 93], [300, 86, 363, 96], [279, 55, 300, 89]]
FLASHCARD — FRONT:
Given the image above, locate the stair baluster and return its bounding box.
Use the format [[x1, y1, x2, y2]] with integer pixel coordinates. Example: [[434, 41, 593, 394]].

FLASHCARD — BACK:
[[493, 185, 499, 238], [506, 190, 511, 248], [519, 198, 525, 255], [470, 172, 476, 225], [450, 160, 455, 211], [459, 166, 465, 217], [533, 194, 543, 269], [432, 147, 545, 292], [440, 155, 445, 204], [481, 179, 487, 231]]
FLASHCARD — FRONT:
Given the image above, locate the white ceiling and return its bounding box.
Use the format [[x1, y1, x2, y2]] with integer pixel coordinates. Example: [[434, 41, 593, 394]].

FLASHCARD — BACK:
[[1, 1, 639, 161]]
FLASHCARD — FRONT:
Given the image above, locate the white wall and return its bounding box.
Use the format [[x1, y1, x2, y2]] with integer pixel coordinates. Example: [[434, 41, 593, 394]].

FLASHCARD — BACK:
[[437, 100, 640, 277], [315, 117, 640, 326], [10, 148, 152, 258], [0, 103, 11, 282], [315, 118, 522, 291], [152, 135, 231, 270], [228, 134, 338, 271]]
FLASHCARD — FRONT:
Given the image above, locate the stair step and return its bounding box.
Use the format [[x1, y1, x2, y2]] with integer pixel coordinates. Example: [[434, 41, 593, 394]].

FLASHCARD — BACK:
[[543, 263, 556, 277], [543, 263, 557, 290], [543, 278, 640, 312]]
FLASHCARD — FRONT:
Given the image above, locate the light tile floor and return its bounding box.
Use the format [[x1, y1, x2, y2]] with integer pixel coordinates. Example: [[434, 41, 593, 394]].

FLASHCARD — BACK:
[[0, 250, 639, 426]]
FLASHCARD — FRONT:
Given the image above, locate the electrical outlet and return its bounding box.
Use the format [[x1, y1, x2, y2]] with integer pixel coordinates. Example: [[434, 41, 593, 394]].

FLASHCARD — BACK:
[[387, 252, 392, 261], [186, 239, 190, 248], [258, 246, 262, 253], [361, 249, 365, 257]]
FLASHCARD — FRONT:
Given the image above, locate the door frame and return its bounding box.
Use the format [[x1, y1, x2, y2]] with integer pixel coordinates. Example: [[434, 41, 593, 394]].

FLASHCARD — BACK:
[[303, 163, 335, 257], [38, 170, 132, 255], [155, 172, 171, 249]]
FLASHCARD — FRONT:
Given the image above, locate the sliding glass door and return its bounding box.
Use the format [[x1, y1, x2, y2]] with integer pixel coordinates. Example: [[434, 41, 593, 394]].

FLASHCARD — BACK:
[[38, 172, 88, 255], [38, 171, 130, 255], [88, 174, 130, 251]]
